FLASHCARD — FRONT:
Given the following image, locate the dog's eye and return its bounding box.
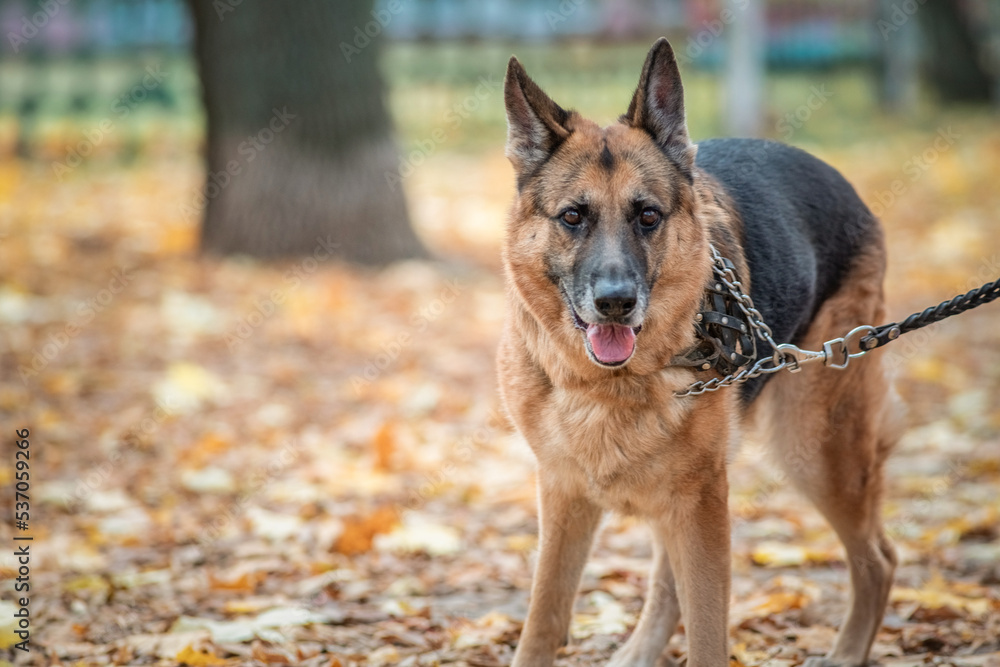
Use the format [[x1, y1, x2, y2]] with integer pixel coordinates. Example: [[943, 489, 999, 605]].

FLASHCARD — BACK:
[[561, 209, 582, 226], [639, 207, 661, 228]]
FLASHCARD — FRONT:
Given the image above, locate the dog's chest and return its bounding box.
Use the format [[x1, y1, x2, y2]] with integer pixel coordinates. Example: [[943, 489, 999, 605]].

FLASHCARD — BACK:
[[543, 389, 689, 513]]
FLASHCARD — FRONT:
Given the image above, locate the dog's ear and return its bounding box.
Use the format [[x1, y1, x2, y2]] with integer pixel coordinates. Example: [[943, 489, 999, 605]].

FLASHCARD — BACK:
[[504, 56, 572, 177], [623, 38, 695, 180]]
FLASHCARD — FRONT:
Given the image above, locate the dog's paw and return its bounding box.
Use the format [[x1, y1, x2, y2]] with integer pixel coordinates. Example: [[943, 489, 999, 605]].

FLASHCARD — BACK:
[[606, 644, 676, 667], [511, 657, 553, 667], [511, 649, 557, 667]]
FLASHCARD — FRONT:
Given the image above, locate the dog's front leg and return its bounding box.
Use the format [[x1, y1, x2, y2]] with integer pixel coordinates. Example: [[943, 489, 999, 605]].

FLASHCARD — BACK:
[[607, 522, 681, 667], [660, 478, 731, 667], [513, 473, 602, 667]]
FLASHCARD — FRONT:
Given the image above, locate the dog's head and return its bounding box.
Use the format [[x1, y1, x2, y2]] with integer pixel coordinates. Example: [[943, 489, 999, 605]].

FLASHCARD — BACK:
[[503, 38, 710, 373]]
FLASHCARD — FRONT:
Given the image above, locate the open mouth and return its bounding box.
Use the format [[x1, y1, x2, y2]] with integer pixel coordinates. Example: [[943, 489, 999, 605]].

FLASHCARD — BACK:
[[567, 300, 641, 367]]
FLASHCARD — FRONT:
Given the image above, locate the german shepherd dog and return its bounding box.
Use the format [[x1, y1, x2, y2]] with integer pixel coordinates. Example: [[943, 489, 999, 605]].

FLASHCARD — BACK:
[[497, 39, 900, 667]]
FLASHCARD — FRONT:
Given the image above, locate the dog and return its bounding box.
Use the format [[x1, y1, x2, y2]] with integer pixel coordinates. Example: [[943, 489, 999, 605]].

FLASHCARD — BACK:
[[496, 38, 901, 667]]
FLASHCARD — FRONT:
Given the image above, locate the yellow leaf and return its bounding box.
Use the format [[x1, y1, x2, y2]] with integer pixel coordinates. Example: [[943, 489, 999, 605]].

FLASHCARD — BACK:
[[505, 534, 537, 552], [0, 602, 19, 650], [751, 591, 809, 615], [891, 570, 992, 616], [908, 357, 947, 383], [750, 541, 838, 567], [750, 542, 806, 567], [64, 574, 111, 595], [154, 362, 224, 413], [176, 645, 231, 666], [158, 224, 197, 255]]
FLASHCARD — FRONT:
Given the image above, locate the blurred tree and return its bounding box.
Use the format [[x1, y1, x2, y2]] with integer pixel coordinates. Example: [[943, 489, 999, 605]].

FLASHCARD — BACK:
[[188, 1, 426, 263], [917, 0, 994, 103]]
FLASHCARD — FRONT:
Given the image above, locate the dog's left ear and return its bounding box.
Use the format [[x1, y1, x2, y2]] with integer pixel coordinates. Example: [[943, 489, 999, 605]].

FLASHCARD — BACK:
[[623, 38, 696, 180]]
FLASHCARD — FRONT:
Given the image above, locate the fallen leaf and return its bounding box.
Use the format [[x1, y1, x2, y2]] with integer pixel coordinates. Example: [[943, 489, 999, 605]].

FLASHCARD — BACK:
[[571, 591, 634, 638], [178, 432, 232, 469], [373, 420, 396, 472], [153, 362, 225, 413], [375, 517, 462, 556], [0, 602, 19, 649], [181, 466, 236, 493], [333, 506, 399, 555], [750, 541, 807, 567], [176, 645, 231, 666], [208, 571, 261, 593], [171, 607, 329, 644], [891, 569, 998, 623]]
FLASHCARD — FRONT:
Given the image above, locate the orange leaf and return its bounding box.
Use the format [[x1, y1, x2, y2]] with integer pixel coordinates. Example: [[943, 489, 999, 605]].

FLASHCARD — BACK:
[[372, 421, 396, 472], [179, 433, 231, 469], [333, 506, 399, 556], [208, 571, 260, 593]]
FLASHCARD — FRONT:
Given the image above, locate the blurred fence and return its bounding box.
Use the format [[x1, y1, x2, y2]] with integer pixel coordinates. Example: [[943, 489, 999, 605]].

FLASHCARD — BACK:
[[1, 0, 189, 54], [0, 0, 195, 162], [1, 0, 997, 163], [382, 0, 876, 67]]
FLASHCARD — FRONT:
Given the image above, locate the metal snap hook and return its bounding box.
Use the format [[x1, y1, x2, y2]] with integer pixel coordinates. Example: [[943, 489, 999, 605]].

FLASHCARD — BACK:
[[776, 343, 826, 373]]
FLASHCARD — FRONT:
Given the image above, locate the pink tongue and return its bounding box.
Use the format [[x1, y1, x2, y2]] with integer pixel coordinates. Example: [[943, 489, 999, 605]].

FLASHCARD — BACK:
[[586, 324, 636, 364]]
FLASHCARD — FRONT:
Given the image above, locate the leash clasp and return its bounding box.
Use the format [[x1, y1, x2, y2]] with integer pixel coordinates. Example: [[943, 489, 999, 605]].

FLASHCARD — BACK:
[[776, 343, 825, 372], [777, 325, 878, 372], [823, 325, 878, 369]]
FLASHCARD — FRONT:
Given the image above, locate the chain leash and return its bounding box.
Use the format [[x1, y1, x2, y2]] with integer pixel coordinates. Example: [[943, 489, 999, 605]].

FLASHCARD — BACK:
[[674, 245, 998, 397]]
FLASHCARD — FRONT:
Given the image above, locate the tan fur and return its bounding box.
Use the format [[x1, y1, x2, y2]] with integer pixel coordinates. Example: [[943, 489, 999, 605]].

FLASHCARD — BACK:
[[746, 239, 900, 667], [499, 41, 897, 667]]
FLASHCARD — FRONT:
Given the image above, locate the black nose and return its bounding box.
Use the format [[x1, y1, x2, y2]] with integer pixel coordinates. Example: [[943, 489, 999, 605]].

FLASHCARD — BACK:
[[593, 278, 637, 318]]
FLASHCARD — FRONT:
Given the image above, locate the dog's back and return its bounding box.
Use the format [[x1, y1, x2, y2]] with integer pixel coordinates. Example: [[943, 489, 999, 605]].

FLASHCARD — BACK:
[[696, 138, 882, 401]]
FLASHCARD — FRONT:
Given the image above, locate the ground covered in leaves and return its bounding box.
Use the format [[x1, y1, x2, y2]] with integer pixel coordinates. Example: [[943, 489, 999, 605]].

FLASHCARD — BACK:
[[2, 126, 1000, 667]]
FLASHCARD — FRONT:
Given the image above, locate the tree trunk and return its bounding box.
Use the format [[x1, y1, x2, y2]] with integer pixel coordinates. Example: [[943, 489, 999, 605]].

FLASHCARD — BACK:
[[918, 0, 992, 104], [188, 1, 426, 264], [877, 0, 920, 112]]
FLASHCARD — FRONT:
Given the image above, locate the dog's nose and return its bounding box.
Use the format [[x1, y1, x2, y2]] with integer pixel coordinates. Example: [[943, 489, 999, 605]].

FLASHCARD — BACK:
[[593, 278, 637, 318]]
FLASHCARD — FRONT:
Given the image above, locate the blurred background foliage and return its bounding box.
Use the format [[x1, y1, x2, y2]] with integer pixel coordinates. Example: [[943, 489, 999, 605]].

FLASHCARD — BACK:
[[1, 0, 998, 164]]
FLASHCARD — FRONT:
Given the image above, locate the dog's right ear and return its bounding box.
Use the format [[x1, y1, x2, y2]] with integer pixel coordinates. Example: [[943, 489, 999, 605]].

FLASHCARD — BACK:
[[504, 57, 572, 177]]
